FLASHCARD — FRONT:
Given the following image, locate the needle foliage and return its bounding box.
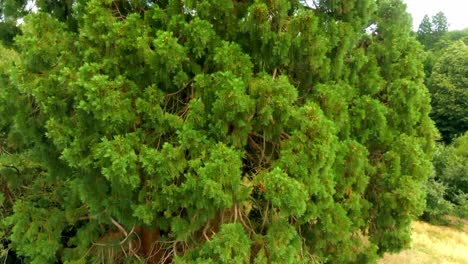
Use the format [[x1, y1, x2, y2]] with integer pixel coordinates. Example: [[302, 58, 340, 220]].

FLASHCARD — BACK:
[[0, 0, 435, 263]]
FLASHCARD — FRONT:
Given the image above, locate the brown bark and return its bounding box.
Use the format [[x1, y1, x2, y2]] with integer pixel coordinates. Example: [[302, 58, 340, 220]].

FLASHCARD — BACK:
[[136, 225, 163, 264]]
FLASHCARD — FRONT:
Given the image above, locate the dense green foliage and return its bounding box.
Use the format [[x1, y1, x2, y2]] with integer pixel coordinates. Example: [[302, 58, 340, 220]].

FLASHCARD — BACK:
[[428, 41, 468, 142], [415, 11, 467, 153], [416, 12, 448, 50], [0, 0, 76, 40], [0, 0, 436, 263], [415, 14, 467, 225], [423, 133, 468, 222], [415, 12, 449, 84]]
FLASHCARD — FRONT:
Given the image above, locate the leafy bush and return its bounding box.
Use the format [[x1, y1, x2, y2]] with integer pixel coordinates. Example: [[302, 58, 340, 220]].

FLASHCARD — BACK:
[[422, 177, 453, 224], [423, 133, 468, 223]]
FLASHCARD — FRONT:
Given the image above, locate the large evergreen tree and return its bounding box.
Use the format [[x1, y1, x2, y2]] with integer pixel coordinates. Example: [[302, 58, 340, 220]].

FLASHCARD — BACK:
[[0, 0, 436, 263]]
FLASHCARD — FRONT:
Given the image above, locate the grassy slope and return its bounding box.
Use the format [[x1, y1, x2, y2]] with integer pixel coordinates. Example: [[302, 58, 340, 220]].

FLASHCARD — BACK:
[[379, 221, 468, 264]]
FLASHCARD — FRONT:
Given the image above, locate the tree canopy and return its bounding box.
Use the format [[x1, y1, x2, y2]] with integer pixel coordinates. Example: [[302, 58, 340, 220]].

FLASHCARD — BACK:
[[0, 0, 436, 263], [416, 12, 448, 50], [429, 41, 468, 142]]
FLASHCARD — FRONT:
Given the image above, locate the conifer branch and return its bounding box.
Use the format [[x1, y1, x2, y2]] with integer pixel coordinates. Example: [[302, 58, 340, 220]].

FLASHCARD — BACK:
[[165, 78, 195, 98], [110, 217, 128, 237], [3, 165, 20, 176]]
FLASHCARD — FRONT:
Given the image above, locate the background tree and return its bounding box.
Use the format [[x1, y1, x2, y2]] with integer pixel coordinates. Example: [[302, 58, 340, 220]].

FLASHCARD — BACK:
[[429, 41, 468, 143], [416, 11, 450, 84], [0, 0, 28, 46], [0, 0, 436, 263], [0, 0, 82, 46], [431, 12, 448, 38], [416, 12, 448, 49], [417, 15, 434, 48], [413, 11, 467, 227], [441, 28, 468, 45]]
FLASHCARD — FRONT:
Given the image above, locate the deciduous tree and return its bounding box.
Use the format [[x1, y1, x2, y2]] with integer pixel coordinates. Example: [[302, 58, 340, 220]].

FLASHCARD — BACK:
[[429, 41, 468, 142]]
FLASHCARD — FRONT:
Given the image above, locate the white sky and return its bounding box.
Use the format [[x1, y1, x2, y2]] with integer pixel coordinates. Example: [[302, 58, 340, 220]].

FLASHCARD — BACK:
[[403, 0, 468, 31]]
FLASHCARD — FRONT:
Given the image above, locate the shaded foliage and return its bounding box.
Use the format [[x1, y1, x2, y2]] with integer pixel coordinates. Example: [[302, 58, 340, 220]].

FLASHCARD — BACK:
[[429, 41, 468, 143]]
